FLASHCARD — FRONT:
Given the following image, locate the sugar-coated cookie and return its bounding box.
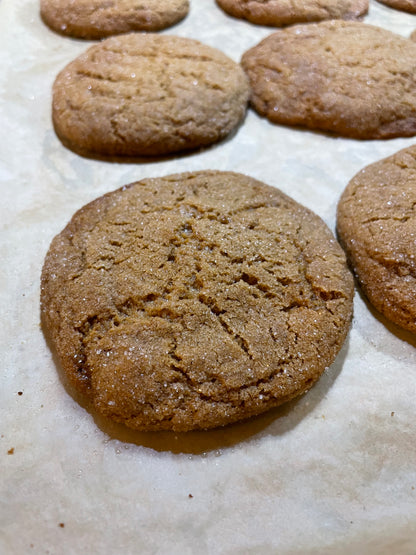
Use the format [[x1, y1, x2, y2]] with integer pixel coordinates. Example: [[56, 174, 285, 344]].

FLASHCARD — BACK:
[[40, 0, 189, 39], [337, 146, 416, 333], [52, 34, 250, 158], [41, 171, 354, 432], [241, 21, 416, 139], [216, 0, 368, 27]]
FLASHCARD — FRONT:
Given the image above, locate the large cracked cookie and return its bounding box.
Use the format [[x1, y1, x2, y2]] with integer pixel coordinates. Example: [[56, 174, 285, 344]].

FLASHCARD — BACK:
[[52, 34, 250, 158], [216, 0, 368, 27], [337, 146, 416, 333], [41, 171, 354, 432], [40, 0, 190, 39], [241, 21, 416, 139]]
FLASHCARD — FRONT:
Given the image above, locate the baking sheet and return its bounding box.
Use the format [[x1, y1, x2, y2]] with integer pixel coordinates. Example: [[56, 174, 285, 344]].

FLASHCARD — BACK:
[[1, 1, 416, 553]]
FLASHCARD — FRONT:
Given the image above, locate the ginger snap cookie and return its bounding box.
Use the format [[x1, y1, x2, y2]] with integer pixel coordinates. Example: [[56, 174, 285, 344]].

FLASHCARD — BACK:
[[52, 34, 250, 158], [41, 171, 354, 432], [375, 0, 416, 14], [216, 0, 368, 27], [241, 21, 416, 139], [40, 0, 189, 39], [337, 146, 416, 333]]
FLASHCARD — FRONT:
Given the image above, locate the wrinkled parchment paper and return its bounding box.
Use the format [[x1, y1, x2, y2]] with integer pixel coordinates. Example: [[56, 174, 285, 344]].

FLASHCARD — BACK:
[[1, 1, 416, 553]]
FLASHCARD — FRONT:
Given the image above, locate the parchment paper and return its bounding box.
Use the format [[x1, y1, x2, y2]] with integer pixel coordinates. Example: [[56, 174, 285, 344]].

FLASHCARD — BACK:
[[1, 1, 416, 553]]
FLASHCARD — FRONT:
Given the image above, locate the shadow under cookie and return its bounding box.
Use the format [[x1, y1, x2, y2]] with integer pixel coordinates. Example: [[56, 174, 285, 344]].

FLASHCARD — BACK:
[[44, 319, 350, 455]]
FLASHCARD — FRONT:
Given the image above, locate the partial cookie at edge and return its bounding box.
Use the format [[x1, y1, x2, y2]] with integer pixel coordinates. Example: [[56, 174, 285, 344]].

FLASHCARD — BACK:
[[337, 145, 416, 333], [375, 0, 416, 14]]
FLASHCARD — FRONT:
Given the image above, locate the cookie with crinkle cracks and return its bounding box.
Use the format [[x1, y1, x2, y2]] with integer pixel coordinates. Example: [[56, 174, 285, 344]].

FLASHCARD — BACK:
[[216, 0, 368, 27], [241, 21, 416, 139], [52, 33, 250, 159], [40, 0, 190, 39], [41, 171, 354, 432], [337, 146, 416, 333]]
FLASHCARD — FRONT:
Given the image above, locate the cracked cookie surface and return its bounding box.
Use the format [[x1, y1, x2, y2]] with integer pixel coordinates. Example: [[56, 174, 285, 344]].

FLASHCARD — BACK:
[[241, 21, 416, 139], [40, 0, 189, 39], [337, 146, 416, 333], [52, 34, 250, 158], [216, 0, 368, 27], [41, 171, 354, 431]]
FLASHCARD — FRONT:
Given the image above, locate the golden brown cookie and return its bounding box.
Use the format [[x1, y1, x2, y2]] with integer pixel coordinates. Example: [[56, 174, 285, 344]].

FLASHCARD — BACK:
[[375, 0, 416, 14], [41, 171, 354, 432], [40, 0, 190, 39], [241, 21, 416, 139], [52, 34, 250, 159], [216, 0, 368, 27], [337, 146, 416, 333]]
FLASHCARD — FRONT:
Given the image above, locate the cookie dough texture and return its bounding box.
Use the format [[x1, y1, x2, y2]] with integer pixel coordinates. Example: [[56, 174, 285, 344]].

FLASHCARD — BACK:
[[216, 0, 368, 26], [40, 0, 189, 39], [52, 34, 250, 158], [241, 21, 416, 139], [41, 171, 354, 432], [376, 0, 416, 14], [337, 146, 416, 333]]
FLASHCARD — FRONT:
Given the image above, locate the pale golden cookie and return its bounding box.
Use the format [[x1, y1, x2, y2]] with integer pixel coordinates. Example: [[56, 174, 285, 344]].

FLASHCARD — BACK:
[[52, 34, 250, 158], [41, 171, 354, 432], [241, 21, 416, 139], [216, 0, 368, 27], [337, 146, 416, 333], [40, 0, 189, 39]]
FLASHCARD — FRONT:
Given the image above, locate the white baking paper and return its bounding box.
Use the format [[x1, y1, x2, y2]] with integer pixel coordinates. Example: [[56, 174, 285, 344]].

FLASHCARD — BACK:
[[1, 1, 416, 553]]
